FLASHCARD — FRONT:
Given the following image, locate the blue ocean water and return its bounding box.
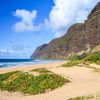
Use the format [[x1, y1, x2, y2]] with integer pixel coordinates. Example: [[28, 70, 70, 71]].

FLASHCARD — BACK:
[[0, 59, 58, 68]]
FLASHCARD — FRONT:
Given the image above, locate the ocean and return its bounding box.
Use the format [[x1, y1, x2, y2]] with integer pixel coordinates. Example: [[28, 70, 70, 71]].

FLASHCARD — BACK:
[[0, 59, 58, 68]]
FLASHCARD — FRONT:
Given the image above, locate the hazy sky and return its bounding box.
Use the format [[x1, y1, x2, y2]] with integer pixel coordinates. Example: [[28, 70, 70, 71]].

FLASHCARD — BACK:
[[0, 0, 99, 58]]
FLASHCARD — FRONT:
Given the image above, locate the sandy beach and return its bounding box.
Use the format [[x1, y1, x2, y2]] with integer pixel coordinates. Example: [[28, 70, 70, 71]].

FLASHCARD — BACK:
[[0, 61, 100, 100]]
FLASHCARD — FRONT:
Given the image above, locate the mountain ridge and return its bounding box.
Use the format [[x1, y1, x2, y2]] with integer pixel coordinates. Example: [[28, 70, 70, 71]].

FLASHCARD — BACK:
[[31, 2, 100, 59]]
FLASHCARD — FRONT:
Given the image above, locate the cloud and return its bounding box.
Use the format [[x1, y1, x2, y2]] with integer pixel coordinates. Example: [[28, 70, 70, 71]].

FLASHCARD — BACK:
[[13, 9, 40, 32], [11, 44, 31, 51], [12, 0, 99, 35], [45, 0, 99, 37], [0, 44, 33, 57], [0, 49, 14, 54]]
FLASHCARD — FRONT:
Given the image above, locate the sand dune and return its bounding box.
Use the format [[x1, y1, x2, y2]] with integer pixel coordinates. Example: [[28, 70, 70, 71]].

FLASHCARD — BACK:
[[0, 61, 100, 100]]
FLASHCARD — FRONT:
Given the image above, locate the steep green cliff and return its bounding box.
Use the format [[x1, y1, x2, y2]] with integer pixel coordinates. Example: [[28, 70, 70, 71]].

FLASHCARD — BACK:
[[31, 2, 100, 59]]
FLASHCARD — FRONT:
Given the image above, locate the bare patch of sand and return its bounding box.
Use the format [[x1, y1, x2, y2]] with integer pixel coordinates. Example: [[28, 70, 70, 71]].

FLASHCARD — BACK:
[[90, 63, 100, 69], [0, 62, 100, 100]]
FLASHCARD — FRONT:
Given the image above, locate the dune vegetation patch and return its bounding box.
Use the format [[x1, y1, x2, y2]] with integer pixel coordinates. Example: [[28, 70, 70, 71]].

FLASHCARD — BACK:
[[0, 70, 70, 95], [61, 60, 82, 67], [83, 53, 100, 64], [62, 53, 100, 67], [31, 68, 53, 74], [68, 92, 100, 100], [93, 68, 100, 73]]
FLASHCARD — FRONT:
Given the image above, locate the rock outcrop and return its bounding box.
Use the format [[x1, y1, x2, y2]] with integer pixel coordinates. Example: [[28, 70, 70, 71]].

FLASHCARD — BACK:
[[31, 2, 100, 59]]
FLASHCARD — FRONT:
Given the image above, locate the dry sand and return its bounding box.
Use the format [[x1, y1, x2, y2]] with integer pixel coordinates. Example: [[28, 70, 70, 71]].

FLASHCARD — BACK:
[[0, 61, 100, 100]]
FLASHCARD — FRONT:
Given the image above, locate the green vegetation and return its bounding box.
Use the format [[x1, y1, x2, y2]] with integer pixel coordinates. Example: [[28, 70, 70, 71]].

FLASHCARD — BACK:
[[62, 53, 100, 67], [62, 53, 85, 67], [68, 92, 100, 100], [31, 68, 52, 74], [62, 60, 82, 67], [83, 53, 100, 64], [0, 69, 70, 95], [96, 61, 100, 65], [94, 68, 100, 73]]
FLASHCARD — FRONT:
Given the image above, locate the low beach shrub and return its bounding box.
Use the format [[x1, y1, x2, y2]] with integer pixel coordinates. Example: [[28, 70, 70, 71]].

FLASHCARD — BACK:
[[62, 53, 100, 67], [68, 92, 100, 100], [0, 70, 70, 95], [62, 60, 81, 67], [94, 68, 100, 73], [31, 68, 52, 74], [83, 53, 100, 63]]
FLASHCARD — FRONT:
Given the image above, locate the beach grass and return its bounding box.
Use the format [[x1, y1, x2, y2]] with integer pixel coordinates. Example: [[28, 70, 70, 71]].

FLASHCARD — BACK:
[[0, 70, 70, 95], [83, 53, 100, 64], [93, 68, 100, 73], [31, 68, 52, 74], [68, 92, 100, 100], [61, 60, 81, 67], [62, 53, 100, 67]]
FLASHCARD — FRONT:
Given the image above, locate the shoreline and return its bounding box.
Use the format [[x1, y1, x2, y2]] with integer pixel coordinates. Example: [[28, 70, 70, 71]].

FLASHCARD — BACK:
[[0, 61, 66, 74], [0, 61, 100, 100]]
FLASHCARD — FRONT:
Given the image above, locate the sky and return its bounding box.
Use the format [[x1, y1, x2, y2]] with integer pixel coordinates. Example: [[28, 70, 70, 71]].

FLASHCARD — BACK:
[[0, 0, 99, 58]]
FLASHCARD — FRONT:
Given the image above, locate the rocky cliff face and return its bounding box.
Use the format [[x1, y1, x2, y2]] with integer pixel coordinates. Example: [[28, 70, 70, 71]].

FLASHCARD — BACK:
[[31, 2, 100, 59]]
